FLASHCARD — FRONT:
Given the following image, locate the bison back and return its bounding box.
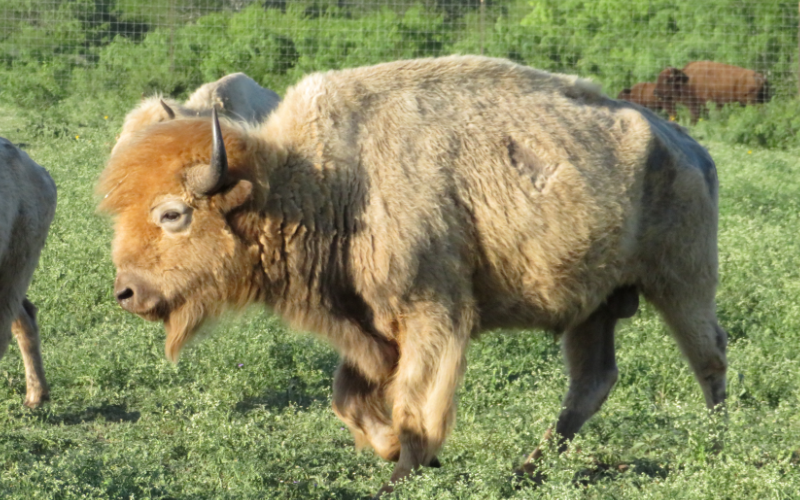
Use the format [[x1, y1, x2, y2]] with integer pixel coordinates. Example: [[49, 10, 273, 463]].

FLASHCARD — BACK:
[[273, 56, 716, 330]]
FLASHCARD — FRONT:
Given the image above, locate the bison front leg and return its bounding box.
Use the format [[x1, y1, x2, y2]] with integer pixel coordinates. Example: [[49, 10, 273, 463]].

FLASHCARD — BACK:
[[519, 286, 637, 476], [11, 298, 49, 408], [378, 302, 474, 496], [332, 362, 400, 462]]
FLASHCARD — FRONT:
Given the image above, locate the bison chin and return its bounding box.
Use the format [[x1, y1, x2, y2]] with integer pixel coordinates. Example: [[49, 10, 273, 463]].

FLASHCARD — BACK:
[[163, 300, 216, 363]]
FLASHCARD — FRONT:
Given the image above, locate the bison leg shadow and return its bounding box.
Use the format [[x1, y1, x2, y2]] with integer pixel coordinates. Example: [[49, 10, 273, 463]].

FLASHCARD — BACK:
[[40, 403, 141, 425], [574, 458, 670, 487], [235, 376, 329, 413]]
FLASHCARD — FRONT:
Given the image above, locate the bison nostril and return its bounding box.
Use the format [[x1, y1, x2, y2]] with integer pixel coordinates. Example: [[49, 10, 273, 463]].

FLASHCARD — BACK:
[[114, 273, 165, 317], [116, 288, 134, 302]]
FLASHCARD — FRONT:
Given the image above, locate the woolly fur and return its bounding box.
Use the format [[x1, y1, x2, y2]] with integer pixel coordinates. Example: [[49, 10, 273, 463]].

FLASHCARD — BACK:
[[99, 56, 726, 485]]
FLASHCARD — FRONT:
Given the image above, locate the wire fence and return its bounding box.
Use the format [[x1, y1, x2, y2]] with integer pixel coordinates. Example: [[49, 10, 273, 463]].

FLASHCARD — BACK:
[[1, 0, 798, 110]]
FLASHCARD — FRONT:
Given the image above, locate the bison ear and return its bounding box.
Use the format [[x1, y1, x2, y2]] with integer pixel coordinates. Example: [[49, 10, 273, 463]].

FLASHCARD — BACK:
[[216, 179, 253, 213], [160, 99, 177, 120]]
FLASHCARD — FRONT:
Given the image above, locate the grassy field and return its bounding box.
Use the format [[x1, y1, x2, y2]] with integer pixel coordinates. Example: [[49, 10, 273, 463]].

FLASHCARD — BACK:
[[0, 108, 798, 499]]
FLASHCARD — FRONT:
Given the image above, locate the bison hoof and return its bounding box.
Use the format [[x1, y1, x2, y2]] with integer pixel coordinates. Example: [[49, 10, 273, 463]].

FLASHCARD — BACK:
[[372, 483, 395, 499], [511, 462, 547, 489], [23, 392, 50, 409], [427, 456, 442, 468]]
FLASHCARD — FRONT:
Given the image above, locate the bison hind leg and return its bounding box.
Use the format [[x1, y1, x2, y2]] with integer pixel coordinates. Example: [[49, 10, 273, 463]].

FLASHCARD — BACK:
[[646, 289, 727, 410], [518, 287, 632, 476], [553, 292, 623, 444], [12, 298, 49, 408]]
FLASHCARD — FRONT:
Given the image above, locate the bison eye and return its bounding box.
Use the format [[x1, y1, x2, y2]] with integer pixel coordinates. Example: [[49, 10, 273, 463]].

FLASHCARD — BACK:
[[152, 200, 193, 234], [160, 211, 181, 223]]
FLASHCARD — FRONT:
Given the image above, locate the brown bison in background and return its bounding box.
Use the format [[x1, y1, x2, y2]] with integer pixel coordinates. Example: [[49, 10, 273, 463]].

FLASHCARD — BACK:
[[1, 138, 56, 408], [617, 82, 675, 117], [655, 61, 769, 123], [98, 56, 727, 495]]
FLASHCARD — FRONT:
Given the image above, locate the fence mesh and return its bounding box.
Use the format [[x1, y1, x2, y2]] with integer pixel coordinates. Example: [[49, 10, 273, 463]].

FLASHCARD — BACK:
[[1, 0, 798, 111]]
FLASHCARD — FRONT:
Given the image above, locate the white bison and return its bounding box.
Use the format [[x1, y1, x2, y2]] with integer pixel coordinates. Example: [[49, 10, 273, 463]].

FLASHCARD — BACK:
[[112, 72, 280, 154], [99, 56, 727, 493], [0, 138, 56, 408]]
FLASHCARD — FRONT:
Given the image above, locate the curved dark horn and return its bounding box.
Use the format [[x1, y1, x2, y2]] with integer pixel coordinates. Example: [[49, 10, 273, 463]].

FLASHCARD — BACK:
[[190, 106, 229, 196], [159, 99, 176, 120], [210, 106, 229, 187]]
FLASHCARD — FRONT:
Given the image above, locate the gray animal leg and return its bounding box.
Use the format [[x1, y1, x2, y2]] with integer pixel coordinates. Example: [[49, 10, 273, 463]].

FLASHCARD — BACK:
[[650, 294, 727, 409], [555, 302, 621, 447], [11, 298, 49, 408], [519, 287, 637, 475]]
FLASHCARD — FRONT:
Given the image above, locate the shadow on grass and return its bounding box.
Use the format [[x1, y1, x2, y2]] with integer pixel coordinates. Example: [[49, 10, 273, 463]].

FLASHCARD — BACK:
[[38, 403, 141, 425], [512, 458, 670, 493], [574, 458, 670, 486], [235, 376, 329, 413]]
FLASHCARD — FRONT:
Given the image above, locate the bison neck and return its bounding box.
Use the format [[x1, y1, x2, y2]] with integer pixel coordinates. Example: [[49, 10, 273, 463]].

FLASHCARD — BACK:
[[254, 158, 398, 383]]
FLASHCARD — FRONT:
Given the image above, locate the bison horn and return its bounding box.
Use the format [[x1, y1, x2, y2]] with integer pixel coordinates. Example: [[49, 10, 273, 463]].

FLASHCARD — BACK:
[[187, 106, 228, 196], [160, 99, 176, 120]]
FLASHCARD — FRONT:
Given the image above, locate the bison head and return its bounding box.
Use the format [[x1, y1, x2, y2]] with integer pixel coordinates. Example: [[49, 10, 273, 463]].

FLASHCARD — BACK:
[[654, 67, 689, 100], [98, 109, 263, 361]]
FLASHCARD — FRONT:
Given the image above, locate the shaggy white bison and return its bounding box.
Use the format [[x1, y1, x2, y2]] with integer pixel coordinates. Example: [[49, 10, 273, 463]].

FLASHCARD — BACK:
[[112, 72, 280, 154], [1, 138, 56, 408], [98, 56, 727, 492], [654, 61, 769, 123]]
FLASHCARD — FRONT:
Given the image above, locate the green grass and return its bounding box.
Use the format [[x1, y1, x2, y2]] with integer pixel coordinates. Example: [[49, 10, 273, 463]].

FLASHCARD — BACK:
[[0, 110, 798, 499]]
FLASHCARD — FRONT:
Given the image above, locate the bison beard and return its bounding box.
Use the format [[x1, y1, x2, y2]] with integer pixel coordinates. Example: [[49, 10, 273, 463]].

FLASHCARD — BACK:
[[99, 56, 728, 496], [162, 262, 262, 363], [164, 302, 208, 363], [161, 240, 263, 363]]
